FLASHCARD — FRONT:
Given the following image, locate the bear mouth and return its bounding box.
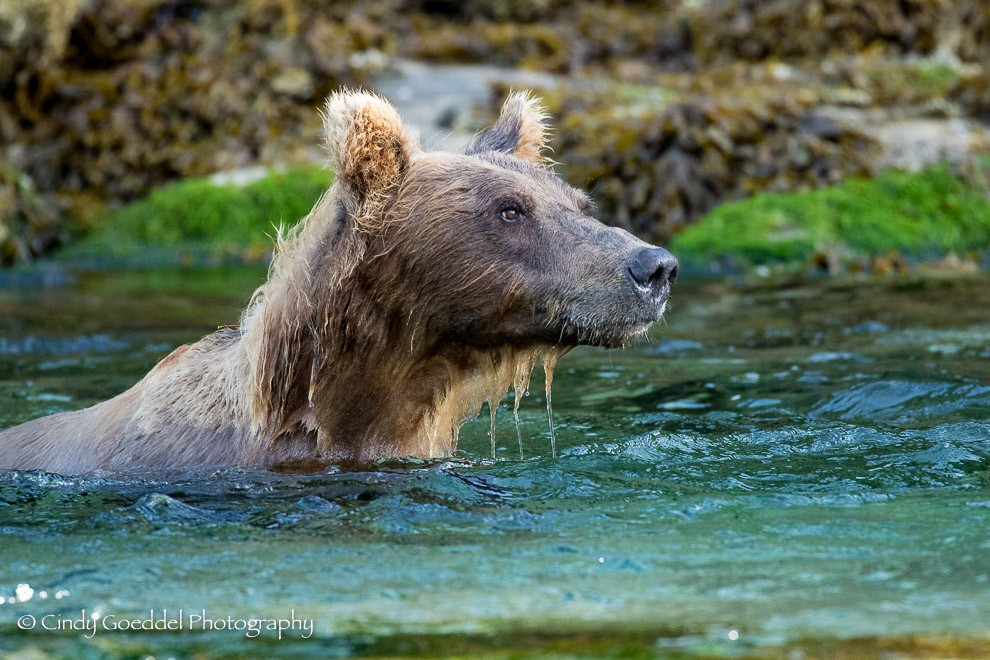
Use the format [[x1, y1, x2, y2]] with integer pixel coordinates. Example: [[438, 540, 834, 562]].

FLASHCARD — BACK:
[[553, 294, 670, 349]]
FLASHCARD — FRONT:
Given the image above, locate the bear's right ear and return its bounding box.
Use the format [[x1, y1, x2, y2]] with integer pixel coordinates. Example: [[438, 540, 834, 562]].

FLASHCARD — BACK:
[[322, 90, 418, 204]]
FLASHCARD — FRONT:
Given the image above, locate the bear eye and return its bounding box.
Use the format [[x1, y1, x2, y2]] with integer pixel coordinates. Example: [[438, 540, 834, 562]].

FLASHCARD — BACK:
[[500, 207, 523, 222]]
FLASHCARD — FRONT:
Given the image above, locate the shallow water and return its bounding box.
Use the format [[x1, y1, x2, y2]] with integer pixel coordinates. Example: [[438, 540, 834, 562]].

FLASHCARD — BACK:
[[1, 267, 990, 658]]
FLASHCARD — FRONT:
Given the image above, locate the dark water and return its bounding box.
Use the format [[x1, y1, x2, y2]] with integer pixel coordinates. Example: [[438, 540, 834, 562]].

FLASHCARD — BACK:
[[1, 266, 990, 658]]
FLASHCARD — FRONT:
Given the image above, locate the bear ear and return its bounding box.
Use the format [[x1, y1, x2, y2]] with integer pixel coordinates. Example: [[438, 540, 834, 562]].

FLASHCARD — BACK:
[[465, 91, 552, 165], [322, 89, 418, 202]]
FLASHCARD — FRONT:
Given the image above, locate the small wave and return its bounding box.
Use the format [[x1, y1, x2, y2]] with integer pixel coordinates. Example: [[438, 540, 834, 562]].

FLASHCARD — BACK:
[[131, 493, 218, 524], [812, 380, 990, 424]]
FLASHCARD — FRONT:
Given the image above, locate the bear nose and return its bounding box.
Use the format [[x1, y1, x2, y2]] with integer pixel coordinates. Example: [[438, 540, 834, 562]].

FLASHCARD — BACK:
[[626, 247, 678, 297]]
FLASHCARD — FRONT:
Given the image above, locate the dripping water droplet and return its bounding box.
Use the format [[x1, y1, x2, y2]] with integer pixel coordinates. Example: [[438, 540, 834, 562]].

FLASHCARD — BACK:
[[542, 351, 559, 458], [513, 399, 523, 460], [489, 399, 497, 459], [546, 391, 556, 458], [513, 353, 536, 460]]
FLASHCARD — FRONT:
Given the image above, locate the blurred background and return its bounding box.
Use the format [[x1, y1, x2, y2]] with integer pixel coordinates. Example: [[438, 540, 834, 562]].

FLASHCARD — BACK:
[[0, 0, 989, 269]]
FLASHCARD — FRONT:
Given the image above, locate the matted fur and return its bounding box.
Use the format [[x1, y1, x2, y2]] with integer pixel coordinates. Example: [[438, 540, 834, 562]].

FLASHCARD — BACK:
[[0, 89, 674, 474]]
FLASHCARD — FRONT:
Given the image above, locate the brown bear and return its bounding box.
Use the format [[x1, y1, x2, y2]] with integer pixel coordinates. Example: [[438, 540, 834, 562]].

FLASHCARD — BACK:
[[0, 90, 678, 474]]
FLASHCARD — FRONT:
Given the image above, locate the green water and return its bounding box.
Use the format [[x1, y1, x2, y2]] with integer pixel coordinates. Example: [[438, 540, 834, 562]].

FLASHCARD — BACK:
[[1, 267, 990, 658]]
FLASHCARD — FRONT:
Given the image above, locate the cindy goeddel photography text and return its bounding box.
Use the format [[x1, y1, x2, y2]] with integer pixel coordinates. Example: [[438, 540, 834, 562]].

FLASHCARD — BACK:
[[16, 609, 314, 639]]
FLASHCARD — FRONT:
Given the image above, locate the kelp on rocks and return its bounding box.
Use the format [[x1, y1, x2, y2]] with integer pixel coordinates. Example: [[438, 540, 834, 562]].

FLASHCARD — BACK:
[[0, 0, 391, 263], [2, 0, 989, 264], [690, 0, 990, 65], [403, 0, 990, 74], [0, 165, 62, 267], [402, 1, 691, 73], [952, 65, 990, 123], [532, 85, 879, 243]]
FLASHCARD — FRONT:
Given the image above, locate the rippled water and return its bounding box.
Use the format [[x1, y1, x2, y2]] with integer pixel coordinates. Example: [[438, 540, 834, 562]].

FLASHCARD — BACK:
[[1, 267, 990, 658]]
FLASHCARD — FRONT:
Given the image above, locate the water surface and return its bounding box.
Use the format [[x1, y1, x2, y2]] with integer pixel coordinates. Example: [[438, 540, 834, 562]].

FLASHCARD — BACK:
[[1, 267, 989, 658]]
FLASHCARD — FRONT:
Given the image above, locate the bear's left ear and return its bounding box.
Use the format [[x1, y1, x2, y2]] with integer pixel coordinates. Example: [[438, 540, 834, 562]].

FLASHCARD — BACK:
[[322, 89, 419, 203], [465, 92, 552, 165]]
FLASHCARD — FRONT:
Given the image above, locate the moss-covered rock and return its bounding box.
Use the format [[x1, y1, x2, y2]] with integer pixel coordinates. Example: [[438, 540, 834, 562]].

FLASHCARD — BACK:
[[60, 166, 332, 265], [671, 165, 990, 268]]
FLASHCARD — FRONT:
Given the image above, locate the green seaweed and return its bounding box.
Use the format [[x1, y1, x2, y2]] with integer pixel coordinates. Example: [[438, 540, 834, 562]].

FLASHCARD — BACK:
[[671, 165, 990, 266], [59, 166, 332, 264]]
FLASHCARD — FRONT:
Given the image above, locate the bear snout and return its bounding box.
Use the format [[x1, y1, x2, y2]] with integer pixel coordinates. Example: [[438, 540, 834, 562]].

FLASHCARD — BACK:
[[626, 246, 679, 301]]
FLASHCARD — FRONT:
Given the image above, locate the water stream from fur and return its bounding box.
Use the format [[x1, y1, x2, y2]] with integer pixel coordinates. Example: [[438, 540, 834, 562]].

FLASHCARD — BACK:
[[488, 401, 497, 459], [495, 348, 562, 459], [3, 267, 990, 658], [542, 351, 559, 458]]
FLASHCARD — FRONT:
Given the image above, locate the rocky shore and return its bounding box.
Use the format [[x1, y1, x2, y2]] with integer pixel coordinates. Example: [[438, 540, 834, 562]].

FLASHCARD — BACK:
[[1, 0, 988, 266]]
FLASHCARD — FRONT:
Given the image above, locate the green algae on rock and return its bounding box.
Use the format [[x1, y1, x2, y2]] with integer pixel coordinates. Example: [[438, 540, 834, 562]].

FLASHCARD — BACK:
[[671, 165, 990, 268], [59, 166, 332, 266]]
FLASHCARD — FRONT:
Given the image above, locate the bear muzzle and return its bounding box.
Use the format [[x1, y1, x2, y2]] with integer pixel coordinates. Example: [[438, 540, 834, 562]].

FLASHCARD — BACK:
[[626, 246, 679, 304]]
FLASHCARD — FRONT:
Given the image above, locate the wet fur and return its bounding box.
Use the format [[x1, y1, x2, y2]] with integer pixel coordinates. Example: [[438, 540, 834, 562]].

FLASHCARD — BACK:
[[0, 90, 663, 474]]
